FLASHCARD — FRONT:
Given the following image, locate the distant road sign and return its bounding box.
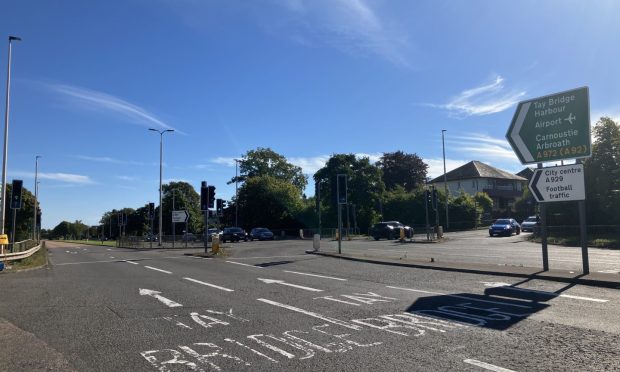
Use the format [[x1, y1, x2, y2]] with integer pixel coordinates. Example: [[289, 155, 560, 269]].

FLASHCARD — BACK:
[[507, 87, 591, 164], [172, 210, 189, 223], [529, 163, 585, 203]]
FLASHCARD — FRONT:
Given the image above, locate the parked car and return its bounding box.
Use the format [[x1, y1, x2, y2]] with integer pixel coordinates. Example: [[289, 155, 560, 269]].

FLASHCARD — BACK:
[[489, 218, 521, 237], [181, 232, 197, 242], [520, 216, 538, 232], [369, 221, 413, 240], [222, 227, 248, 243], [249, 227, 274, 241], [206, 228, 222, 242]]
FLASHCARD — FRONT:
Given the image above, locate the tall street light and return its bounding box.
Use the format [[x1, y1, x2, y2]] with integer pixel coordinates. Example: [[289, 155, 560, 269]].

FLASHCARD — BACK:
[[1, 35, 21, 236], [149, 128, 174, 246], [234, 158, 239, 226], [442, 129, 449, 230], [33, 155, 41, 240]]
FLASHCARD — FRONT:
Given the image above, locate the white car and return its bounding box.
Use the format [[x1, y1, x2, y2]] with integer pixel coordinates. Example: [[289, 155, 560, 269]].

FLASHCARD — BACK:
[[521, 216, 538, 232]]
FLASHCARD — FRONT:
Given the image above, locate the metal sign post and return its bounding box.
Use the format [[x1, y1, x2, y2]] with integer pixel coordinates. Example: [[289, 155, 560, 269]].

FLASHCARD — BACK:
[[337, 174, 347, 254], [507, 87, 591, 274]]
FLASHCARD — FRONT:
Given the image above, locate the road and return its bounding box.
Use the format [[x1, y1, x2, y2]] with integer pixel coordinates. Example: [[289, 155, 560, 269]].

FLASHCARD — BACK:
[[0, 240, 619, 371], [319, 230, 620, 274]]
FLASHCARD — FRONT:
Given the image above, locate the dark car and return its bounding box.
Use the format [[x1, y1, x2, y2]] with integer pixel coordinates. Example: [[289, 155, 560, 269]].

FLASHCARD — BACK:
[[489, 218, 521, 237], [222, 227, 247, 243], [369, 221, 413, 240], [249, 227, 274, 241]]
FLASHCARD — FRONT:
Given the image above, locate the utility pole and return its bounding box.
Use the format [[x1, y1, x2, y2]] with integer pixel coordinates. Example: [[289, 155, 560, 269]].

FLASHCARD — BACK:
[[442, 129, 449, 230]]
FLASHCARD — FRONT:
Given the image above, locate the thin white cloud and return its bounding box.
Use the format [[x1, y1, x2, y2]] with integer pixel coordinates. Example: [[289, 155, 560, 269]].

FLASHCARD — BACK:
[[426, 76, 526, 118], [275, 0, 411, 67], [75, 155, 145, 166], [355, 152, 382, 164], [11, 171, 95, 185], [289, 155, 330, 175], [116, 175, 137, 181], [449, 134, 519, 161], [424, 158, 469, 180], [47, 83, 184, 133], [210, 157, 238, 167]]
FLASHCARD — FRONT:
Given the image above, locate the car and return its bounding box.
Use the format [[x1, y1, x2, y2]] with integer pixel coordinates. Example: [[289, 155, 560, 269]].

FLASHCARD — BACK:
[[520, 216, 538, 232], [369, 221, 413, 240], [206, 228, 222, 242], [222, 227, 248, 243], [249, 227, 274, 241], [489, 218, 521, 237], [181, 232, 197, 242]]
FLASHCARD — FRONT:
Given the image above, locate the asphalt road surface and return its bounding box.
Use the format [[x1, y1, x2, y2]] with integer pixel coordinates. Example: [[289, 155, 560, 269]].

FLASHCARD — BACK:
[[1, 240, 619, 371], [321, 230, 620, 274]]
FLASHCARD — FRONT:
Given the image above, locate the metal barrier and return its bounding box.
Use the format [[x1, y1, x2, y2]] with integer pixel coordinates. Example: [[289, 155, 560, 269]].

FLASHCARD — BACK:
[[0, 240, 42, 261]]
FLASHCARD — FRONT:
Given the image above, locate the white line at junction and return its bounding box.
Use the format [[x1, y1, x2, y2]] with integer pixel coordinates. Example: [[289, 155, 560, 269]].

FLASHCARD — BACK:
[[183, 277, 234, 292], [124, 260, 139, 265], [283, 270, 347, 281], [226, 261, 262, 268], [144, 266, 172, 274], [385, 286, 532, 309], [257, 298, 362, 330], [481, 282, 609, 303], [463, 359, 516, 372]]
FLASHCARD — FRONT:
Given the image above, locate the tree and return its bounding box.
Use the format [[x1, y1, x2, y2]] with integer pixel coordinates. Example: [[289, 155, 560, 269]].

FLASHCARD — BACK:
[[161, 182, 203, 234], [230, 147, 307, 194], [237, 175, 304, 229], [51, 221, 71, 239], [314, 154, 384, 229], [4, 183, 37, 241], [585, 117, 620, 224], [377, 151, 428, 192]]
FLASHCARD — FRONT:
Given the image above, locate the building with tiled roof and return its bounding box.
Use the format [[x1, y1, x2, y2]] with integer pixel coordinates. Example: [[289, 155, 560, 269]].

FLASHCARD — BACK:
[[428, 160, 527, 211]]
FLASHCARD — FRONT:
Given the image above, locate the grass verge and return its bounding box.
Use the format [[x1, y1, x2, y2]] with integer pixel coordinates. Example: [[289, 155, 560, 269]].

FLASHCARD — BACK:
[[9, 243, 48, 271], [59, 239, 117, 247]]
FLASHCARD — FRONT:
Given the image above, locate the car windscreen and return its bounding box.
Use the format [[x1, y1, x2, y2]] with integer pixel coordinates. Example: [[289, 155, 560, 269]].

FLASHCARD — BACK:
[[525, 217, 537, 222], [495, 219, 511, 224]]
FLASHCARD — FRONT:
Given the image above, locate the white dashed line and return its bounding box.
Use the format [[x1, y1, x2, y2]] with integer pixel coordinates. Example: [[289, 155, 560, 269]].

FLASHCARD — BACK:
[[386, 286, 532, 309], [283, 270, 347, 281], [124, 260, 139, 265], [481, 282, 609, 303], [144, 266, 172, 274], [463, 359, 516, 372], [183, 277, 234, 292], [226, 261, 261, 268]]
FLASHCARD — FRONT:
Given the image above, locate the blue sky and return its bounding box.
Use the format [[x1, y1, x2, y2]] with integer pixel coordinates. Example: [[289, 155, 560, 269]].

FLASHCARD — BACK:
[[1, 0, 619, 229]]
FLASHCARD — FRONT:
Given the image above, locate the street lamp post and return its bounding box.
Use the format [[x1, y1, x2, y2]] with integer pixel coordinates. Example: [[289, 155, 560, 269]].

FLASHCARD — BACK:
[[234, 158, 239, 226], [33, 155, 41, 240], [442, 129, 449, 231], [149, 128, 174, 246], [1, 36, 21, 237]]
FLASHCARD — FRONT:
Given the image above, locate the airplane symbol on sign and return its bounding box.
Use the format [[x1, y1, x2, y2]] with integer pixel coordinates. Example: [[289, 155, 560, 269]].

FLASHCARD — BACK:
[[564, 113, 576, 124]]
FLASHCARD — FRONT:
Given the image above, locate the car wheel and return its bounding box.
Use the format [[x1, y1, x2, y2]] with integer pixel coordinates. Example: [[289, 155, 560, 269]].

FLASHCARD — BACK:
[[489, 232, 493, 237], [516, 228, 521, 235]]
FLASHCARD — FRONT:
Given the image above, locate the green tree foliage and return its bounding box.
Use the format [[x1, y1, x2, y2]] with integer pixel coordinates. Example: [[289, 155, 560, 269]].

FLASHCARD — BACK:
[[585, 117, 620, 224], [51, 221, 71, 239], [382, 186, 423, 227], [314, 154, 384, 229], [237, 175, 303, 229], [162, 182, 203, 234], [378, 151, 428, 192], [449, 192, 478, 229], [230, 147, 307, 194]]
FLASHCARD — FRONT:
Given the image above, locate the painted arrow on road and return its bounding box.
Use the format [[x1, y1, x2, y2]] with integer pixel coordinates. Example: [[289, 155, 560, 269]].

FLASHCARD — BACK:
[[139, 288, 183, 308], [257, 278, 323, 292]]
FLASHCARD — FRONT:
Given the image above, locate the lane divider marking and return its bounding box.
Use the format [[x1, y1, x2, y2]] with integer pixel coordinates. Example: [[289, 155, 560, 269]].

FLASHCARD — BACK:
[[183, 277, 234, 292], [282, 270, 347, 281]]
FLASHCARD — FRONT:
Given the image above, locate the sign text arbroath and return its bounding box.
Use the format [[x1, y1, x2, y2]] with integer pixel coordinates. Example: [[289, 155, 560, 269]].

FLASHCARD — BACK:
[[507, 87, 591, 164]]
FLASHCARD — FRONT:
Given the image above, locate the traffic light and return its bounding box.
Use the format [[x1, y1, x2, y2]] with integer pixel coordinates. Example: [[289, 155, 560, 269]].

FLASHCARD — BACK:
[[222, 200, 227, 209], [216, 198, 223, 212], [10, 179, 23, 209], [208, 185, 216, 208], [148, 202, 155, 220], [432, 189, 438, 211], [200, 181, 208, 211], [425, 190, 432, 206]]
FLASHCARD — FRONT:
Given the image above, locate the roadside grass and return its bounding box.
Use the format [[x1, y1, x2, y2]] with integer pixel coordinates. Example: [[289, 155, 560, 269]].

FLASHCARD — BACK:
[[59, 239, 117, 247], [529, 234, 620, 249], [10, 243, 48, 270]]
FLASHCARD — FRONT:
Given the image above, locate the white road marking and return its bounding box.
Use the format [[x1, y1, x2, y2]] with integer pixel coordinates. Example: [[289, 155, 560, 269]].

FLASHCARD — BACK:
[[386, 286, 532, 309], [124, 260, 139, 265], [283, 270, 347, 281], [55, 259, 133, 266], [226, 261, 262, 268], [257, 298, 362, 330], [224, 255, 309, 260], [257, 278, 323, 292], [598, 269, 620, 274], [139, 288, 183, 308], [481, 282, 609, 303], [314, 296, 360, 306], [184, 277, 234, 292], [463, 359, 516, 372], [145, 266, 172, 274]]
